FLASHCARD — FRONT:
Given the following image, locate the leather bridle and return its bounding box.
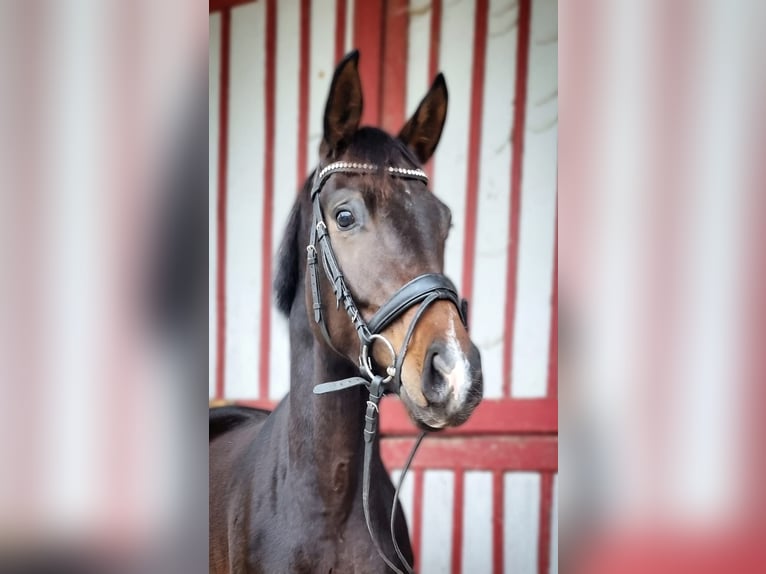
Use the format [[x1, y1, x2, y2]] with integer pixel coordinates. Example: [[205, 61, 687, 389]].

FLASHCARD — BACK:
[[308, 160, 468, 573]]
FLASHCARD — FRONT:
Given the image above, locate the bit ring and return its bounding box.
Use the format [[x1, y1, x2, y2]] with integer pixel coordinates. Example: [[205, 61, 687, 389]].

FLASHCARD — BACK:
[[361, 334, 397, 383]]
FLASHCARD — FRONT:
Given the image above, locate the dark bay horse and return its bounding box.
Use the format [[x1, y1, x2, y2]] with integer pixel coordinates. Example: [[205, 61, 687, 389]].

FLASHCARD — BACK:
[[210, 52, 483, 574]]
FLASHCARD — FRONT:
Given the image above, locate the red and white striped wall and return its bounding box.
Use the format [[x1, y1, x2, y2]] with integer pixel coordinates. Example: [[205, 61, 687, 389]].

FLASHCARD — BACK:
[[210, 1, 557, 572]]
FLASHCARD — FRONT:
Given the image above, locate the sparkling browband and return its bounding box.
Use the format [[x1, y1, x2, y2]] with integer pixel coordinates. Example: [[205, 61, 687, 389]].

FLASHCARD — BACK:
[[315, 161, 429, 189]]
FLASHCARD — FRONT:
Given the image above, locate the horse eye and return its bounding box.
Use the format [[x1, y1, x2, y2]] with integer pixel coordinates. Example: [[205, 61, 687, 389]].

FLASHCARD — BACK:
[[335, 209, 355, 229]]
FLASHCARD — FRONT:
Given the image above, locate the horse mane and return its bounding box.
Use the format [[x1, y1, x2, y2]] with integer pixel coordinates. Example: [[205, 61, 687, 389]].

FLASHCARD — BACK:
[[273, 128, 421, 317], [209, 405, 271, 441]]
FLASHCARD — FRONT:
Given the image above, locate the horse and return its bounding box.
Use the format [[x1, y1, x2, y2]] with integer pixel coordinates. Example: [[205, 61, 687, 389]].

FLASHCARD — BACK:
[[210, 51, 483, 574]]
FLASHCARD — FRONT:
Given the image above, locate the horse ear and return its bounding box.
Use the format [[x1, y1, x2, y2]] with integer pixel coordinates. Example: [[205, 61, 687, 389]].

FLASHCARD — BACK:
[[398, 73, 448, 164], [322, 50, 363, 156]]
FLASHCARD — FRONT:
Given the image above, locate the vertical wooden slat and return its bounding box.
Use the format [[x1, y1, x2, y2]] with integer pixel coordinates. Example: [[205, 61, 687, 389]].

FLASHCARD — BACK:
[[335, 0, 346, 62], [547, 221, 558, 398], [412, 468, 424, 566], [502, 0, 531, 398], [428, 0, 442, 79], [215, 9, 231, 400], [460, 0, 488, 300], [425, 0, 442, 179], [259, 0, 277, 400], [297, 0, 311, 185], [451, 470, 465, 574], [492, 470, 504, 574], [538, 473, 553, 574], [380, 0, 409, 134], [353, 0, 384, 126]]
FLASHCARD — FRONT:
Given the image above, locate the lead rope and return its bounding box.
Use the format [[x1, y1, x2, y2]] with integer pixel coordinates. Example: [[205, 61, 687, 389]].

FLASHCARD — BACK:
[[390, 431, 427, 573], [362, 376, 406, 574], [362, 376, 426, 574]]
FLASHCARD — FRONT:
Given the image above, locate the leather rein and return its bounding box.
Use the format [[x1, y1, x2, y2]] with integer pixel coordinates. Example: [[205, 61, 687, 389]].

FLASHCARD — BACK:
[[308, 161, 468, 573]]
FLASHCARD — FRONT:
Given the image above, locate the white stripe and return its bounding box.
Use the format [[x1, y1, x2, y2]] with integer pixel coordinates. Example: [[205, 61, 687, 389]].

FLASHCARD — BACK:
[[209, 14, 221, 399], [670, 0, 743, 516], [471, 0, 519, 398], [390, 469, 416, 534], [503, 472, 541, 574], [550, 474, 558, 574], [461, 471, 492, 574], [420, 470, 454, 574], [307, 0, 337, 169], [225, 2, 266, 398], [511, 0, 558, 398], [433, 0, 476, 290], [405, 0, 432, 118], [269, 0, 302, 401]]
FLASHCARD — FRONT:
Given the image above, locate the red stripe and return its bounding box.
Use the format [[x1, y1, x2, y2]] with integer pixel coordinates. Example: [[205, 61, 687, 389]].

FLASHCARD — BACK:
[[425, 0, 441, 179], [538, 473, 554, 574], [412, 469, 424, 565], [460, 0, 488, 300], [215, 9, 231, 400], [502, 0, 532, 397], [258, 0, 277, 400], [354, 0, 384, 126], [381, 436, 558, 472], [547, 221, 558, 398], [380, 0, 409, 134], [296, 0, 310, 184], [233, 397, 559, 436], [492, 470, 504, 574], [335, 0, 346, 63], [210, 0, 255, 13], [451, 470, 465, 574], [380, 397, 557, 436]]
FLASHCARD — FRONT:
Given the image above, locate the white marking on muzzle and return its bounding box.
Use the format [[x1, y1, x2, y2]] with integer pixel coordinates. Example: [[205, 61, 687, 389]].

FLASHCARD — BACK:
[[443, 317, 471, 404]]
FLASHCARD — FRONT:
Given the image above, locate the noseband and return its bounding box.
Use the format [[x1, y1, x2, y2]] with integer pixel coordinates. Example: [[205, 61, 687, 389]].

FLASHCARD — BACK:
[[308, 161, 468, 573]]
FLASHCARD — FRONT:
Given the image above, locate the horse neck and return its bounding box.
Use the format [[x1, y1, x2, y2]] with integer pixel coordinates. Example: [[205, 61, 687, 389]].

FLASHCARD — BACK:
[[286, 284, 370, 508]]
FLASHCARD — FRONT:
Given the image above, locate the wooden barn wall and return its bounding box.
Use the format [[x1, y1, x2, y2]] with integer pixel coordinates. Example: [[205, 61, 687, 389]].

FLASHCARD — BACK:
[[210, 1, 558, 573]]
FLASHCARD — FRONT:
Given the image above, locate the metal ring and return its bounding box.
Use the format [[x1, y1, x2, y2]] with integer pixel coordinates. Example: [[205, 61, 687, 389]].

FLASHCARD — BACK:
[[360, 334, 397, 383], [316, 221, 327, 232], [306, 244, 316, 255]]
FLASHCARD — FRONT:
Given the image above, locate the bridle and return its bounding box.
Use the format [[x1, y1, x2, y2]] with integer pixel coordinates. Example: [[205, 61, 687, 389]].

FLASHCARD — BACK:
[[308, 160, 468, 573]]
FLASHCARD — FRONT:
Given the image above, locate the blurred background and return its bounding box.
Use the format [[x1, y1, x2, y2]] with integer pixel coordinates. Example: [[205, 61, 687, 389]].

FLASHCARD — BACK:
[[0, 0, 764, 572], [208, 0, 557, 573]]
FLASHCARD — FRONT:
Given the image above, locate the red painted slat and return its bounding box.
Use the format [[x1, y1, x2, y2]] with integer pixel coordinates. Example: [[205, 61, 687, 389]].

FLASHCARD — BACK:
[[502, 0, 532, 397], [215, 9, 231, 400], [380, 397, 558, 436], [335, 0, 346, 63], [538, 473, 554, 574], [210, 0, 255, 13], [451, 470, 465, 574], [354, 0, 384, 126], [297, 0, 310, 185], [259, 0, 277, 400], [229, 397, 559, 436], [492, 470, 504, 574], [380, 0, 409, 134], [425, 0, 442, 179], [460, 0, 489, 300], [412, 469, 424, 566], [381, 437, 558, 472]]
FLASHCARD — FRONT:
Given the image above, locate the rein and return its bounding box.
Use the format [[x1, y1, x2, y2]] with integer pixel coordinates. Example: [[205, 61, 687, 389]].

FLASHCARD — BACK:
[[308, 161, 468, 573]]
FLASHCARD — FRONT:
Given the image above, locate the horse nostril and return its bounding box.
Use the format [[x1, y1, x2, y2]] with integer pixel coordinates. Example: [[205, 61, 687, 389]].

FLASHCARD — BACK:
[[422, 342, 454, 406], [432, 354, 451, 378]]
